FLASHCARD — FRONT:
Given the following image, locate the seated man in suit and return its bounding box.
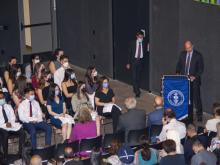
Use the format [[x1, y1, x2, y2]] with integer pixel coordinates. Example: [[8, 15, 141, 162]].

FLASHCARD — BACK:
[[184, 123, 208, 165], [147, 96, 164, 127], [0, 91, 25, 160], [18, 86, 52, 149], [117, 97, 146, 142]]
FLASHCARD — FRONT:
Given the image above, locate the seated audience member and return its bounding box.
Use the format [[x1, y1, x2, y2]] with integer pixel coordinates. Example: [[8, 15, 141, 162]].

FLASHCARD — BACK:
[[30, 155, 42, 165], [5, 64, 22, 95], [95, 76, 121, 132], [0, 91, 25, 160], [3, 56, 17, 84], [166, 130, 184, 154], [191, 139, 217, 165], [105, 139, 122, 165], [0, 77, 10, 103], [210, 122, 220, 163], [36, 70, 52, 110], [54, 55, 70, 89], [71, 81, 93, 119], [25, 54, 41, 82], [205, 106, 220, 132], [47, 83, 73, 142], [85, 66, 99, 108], [69, 107, 100, 142], [117, 97, 146, 142], [159, 139, 185, 165], [63, 146, 83, 165], [49, 48, 64, 74], [134, 140, 158, 165], [18, 86, 52, 149], [61, 69, 77, 116], [147, 96, 164, 127], [31, 62, 46, 89], [184, 124, 208, 165], [12, 75, 27, 113], [158, 109, 186, 142]]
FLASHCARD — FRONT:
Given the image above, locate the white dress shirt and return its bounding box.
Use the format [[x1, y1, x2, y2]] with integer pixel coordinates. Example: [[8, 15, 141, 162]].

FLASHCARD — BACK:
[[54, 67, 65, 89], [158, 119, 186, 142], [18, 99, 43, 123], [135, 40, 143, 59], [0, 104, 21, 131], [205, 118, 220, 132]]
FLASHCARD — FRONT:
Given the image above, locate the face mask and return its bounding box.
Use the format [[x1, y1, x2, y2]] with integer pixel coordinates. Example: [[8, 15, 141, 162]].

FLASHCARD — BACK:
[[34, 59, 40, 64], [70, 73, 76, 80], [102, 82, 109, 88], [137, 38, 143, 42], [92, 71, 98, 77], [0, 99, 6, 106], [16, 72, 21, 77], [63, 62, 69, 68], [29, 95, 35, 101], [55, 90, 60, 96]]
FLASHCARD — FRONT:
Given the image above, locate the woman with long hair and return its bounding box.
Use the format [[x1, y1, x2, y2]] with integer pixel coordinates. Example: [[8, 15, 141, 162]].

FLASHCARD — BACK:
[[95, 76, 121, 132], [48, 48, 64, 74], [85, 66, 99, 108], [47, 83, 73, 142], [61, 69, 77, 116], [31, 62, 45, 89]]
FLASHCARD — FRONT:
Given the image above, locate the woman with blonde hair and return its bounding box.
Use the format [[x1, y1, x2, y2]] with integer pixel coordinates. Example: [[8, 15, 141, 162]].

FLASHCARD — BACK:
[[69, 107, 100, 142]]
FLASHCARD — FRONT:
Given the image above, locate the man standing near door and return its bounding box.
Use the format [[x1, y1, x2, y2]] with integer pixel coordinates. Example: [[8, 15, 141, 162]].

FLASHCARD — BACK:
[[176, 41, 204, 121], [126, 31, 148, 98]]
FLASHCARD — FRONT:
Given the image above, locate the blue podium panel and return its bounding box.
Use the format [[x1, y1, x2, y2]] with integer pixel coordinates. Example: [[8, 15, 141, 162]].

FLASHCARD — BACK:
[[162, 75, 190, 120]]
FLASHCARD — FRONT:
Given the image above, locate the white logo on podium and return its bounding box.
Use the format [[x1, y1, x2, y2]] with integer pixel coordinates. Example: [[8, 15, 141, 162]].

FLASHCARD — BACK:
[[167, 90, 184, 107]]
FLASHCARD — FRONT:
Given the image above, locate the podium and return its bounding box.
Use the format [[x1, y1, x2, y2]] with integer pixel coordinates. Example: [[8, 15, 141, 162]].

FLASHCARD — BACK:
[[162, 75, 191, 120]]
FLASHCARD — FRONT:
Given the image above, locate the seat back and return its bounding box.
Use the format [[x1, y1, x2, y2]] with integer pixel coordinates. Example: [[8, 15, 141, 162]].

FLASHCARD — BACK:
[[149, 125, 162, 138], [127, 128, 148, 147], [32, 145, 56, 162], [79, 136, 102, 153], [103, 131, 125, 149]]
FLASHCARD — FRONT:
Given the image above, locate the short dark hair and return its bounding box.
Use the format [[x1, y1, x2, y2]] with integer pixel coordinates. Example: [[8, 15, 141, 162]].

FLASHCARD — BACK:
[[215, 107, 220, 116], [192, 139, 203, 147], [212, 102, 220, 114], [24, 85, 35, 94], [64, 146, 74, 159], [162, 139, 176, 153], [60, 55, 68, 61], [9, 56, 17, 62], [136, 31, 144, 36], [164, 108, 176, 118]]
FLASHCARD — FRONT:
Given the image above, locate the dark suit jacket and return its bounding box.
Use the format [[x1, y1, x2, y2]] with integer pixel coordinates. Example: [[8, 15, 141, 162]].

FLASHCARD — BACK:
[[128, 40, 148, 65], [176, 50, 204, 83], [117, 108, 146, 141]]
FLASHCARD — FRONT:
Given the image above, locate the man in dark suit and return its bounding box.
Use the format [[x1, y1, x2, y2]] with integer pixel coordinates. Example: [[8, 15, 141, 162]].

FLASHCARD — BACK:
[[126, 31, 148, 97], [176, 41, 204, 121], [117, 97, 146, 142]]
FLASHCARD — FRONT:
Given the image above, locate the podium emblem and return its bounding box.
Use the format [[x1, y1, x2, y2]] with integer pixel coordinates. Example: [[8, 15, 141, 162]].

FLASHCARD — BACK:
[[167, 90, 184, 107]]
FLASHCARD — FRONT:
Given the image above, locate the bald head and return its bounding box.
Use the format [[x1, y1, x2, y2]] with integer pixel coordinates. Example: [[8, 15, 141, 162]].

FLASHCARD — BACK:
[[30, 155, 42, 165], [184, 40, 193, 53], [154, 96, 163, 107], [64, 146, 74, 159], [125, 97, 137, 109]]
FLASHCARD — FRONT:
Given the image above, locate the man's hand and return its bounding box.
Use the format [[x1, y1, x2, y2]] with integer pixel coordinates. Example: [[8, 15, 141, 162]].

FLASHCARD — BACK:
[[126, 64, 130, 70], [190, 76, 196, 82], [6, 122, 12, 128]]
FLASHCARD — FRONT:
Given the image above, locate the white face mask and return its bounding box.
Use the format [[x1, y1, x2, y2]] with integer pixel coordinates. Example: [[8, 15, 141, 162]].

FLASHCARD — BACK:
[[92, 71, 98, 77], [16, 72, 21, 77], [70, 73, 76, 80], [34, 59, 40, 64], [137, 38, 143, 42], [63, 62, 69, 68]]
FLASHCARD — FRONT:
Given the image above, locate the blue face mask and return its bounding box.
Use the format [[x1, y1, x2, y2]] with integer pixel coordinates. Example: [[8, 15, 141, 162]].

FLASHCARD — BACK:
[[0, 99, 6, 106], [55, 90, 60, 96], [29, 95, 35, 101], [102, 82, 109, 88]]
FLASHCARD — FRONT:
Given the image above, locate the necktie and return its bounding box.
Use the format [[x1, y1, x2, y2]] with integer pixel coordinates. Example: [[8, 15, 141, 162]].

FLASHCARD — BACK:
[[185, 53, 191, 75], [29, 101, 33, 117], [137, 42, 141, 59], [2, 105, 8, 123]]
